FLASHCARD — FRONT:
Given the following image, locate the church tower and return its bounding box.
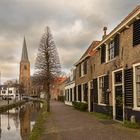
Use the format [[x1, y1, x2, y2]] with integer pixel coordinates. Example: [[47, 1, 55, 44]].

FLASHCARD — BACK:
[[19, 37, 30, 96]]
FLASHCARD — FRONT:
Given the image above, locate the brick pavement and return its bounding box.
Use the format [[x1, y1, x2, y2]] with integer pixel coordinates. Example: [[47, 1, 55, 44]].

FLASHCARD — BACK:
[[40, 101, 140, 140]]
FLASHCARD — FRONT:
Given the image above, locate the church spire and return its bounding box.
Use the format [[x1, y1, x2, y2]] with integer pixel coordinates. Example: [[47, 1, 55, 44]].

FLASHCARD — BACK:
[[21, 37, 29, 62]]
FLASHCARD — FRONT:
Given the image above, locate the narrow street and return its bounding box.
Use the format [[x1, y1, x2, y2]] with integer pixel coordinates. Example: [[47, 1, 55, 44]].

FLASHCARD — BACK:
[[41, 101, 140, 140]]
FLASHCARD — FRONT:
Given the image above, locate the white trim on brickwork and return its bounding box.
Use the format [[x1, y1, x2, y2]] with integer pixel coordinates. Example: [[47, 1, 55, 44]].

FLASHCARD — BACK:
[[133, 63, 140, 111], [112, 68, 124, 121]]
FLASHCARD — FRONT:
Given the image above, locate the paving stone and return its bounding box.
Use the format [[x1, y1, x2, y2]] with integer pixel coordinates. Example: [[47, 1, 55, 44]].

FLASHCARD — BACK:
[[40, 101, 140, 140]]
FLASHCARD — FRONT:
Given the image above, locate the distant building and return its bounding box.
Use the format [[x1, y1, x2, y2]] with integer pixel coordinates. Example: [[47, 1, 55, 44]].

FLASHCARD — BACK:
[[64, 68, 76, 106], [51, 77, 66, 100], [19, 37, 30, 96], [0, 84, 20, 100]]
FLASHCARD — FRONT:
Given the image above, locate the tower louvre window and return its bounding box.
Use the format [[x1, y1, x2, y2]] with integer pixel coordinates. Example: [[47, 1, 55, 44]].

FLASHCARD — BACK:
[[24, 65, 27, 70]]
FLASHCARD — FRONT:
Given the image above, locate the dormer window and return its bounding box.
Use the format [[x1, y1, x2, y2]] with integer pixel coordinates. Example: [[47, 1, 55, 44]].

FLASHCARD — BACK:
[[101, 44, 106, 64], [108, 40, 115, 60], [79, 61, 87, 77]]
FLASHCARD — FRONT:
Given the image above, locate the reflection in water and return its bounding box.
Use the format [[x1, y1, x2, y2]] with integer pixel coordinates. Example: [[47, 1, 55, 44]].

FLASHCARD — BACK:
[[0, 102, 41, 140]]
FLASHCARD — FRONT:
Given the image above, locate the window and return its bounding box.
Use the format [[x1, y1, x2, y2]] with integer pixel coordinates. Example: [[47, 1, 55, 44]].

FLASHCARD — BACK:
[[98, 75, 109, 105], [83, 61, 87, 75], [2, 90, 6, 94], [74, 87, 76, 101], [101, 44, 106, 64], [83, 83, 88, 102], [115, 71, 122, 84], [135, 65, 140, 107], [8, 90, 12, 94], [99, 76, 105, 104], [68, 89, 69, 101], [133, 19, 140, 46], [108, 40, 115, 60], [24, 65, 27, 70], [79, 61, 87, 77], [78, 85, 81, 101], [79, 65, 81, 77]]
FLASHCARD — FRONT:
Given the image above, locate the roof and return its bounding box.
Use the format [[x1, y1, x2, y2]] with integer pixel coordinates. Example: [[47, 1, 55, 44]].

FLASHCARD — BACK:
[[75, 41, 100, 65], [93, 5, 140, 51], [54, 77, 67, 85], [21, 37, 29, 62]]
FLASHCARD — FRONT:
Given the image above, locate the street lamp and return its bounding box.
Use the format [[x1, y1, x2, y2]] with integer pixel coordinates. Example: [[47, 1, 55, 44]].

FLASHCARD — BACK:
[[7, 83, 9, 105], [7, 110, 10, 130]]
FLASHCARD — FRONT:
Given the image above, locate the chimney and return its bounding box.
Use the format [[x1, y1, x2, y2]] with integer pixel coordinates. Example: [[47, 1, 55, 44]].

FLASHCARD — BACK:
[[102, 27, 107, 39]]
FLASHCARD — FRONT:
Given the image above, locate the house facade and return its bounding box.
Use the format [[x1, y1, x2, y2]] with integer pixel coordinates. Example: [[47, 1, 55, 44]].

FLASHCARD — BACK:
[[75, 41, 100, 111], [51, 77, 66, 100], [90, 5, 140, 122], [0, 85, 20, 100], [73, 5, 140, 123], [65, 69, 76, 106]]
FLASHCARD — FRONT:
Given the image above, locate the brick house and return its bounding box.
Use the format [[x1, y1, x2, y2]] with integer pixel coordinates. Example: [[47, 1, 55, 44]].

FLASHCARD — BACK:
[[51, 77, 66, 100], [73, 5, 140, 123], [75, 41, 100, 111], [89, 5, 140, 122]]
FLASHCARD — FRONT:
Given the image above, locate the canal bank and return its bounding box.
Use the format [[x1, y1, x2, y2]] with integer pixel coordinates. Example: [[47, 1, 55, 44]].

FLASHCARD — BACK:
[[29, 101, 49, 140], [0, 100, 26, 113], [0, 101, 42, 140]]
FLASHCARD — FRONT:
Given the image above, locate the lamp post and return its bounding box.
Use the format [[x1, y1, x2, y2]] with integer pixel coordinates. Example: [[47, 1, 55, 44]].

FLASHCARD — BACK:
[[7, 83, 9, 105], [7, 110, 10, 130]]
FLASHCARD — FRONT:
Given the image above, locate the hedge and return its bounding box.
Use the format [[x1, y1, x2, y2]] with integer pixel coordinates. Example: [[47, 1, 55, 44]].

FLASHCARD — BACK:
[[72, 101, 88, 111]]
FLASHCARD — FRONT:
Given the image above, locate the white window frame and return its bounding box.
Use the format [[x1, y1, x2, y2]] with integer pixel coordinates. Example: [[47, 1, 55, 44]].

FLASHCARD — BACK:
[[133, 63, 140, 110], [81, 62, 84, 77], [98, 74, 107, 106], [108, 40, 115, 61]]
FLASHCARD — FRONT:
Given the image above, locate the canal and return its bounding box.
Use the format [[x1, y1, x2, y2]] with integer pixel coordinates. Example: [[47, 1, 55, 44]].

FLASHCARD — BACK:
[[0, 101, 42, 140]]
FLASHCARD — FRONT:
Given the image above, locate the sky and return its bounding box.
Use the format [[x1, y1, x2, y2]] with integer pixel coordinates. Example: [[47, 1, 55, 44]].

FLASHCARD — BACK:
[[0, 0, 140, 83]]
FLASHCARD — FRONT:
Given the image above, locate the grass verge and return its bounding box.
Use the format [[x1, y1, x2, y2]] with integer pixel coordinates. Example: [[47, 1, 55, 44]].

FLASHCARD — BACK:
[[123, 120, 140, 129], [29, 101, 49, 140], [0, 101, 26, 113], [90, 112, 112, 120]]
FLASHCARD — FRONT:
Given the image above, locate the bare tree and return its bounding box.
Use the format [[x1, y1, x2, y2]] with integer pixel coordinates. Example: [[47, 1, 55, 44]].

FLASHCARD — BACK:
[[34, 26, 61, 112]]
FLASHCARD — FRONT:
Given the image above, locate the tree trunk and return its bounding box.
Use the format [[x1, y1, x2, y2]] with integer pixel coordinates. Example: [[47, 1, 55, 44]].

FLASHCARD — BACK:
[[46, 83, 50, 112]]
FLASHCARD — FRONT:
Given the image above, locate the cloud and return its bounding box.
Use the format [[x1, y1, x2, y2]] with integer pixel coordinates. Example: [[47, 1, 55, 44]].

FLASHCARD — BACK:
[[0, 0, 140, 82]]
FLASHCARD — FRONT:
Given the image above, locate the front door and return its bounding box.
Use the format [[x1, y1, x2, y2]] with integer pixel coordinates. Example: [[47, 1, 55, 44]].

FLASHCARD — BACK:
[[115, 85, 123, 121], [90, 89, 94, 112], [114, 70, 123, 121]]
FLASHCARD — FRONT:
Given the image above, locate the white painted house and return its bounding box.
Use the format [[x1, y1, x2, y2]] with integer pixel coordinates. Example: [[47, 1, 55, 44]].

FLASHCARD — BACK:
[[65, 68, 76, 106], [0, 85, 20, 100]]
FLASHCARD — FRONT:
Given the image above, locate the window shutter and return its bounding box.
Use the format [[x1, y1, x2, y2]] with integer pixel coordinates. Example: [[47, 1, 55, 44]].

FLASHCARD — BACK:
[[68, 89, 69, 101], [79, 65, 81, 77], [133, 19, 140, 46], [114, 34, 120, 56], [78, 85, 81, 101], [74, 86, 76, 101], [124, 68, 133, 107], [101, 44, 106, 64], [93, 78, 98, 103], [84, 61, 87, 75], [104, 75, 109, 105]]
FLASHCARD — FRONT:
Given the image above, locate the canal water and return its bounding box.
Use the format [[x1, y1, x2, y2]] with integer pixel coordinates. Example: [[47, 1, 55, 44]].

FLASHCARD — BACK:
[[0, 102, 42, 140]]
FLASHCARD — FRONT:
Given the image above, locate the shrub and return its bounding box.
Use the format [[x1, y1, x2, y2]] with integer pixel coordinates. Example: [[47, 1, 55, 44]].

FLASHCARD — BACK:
[[123, 120, 140, 129], [72, 101, 88, 111], [90, 112, 112, 120], [58, 96, 65, 102]]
